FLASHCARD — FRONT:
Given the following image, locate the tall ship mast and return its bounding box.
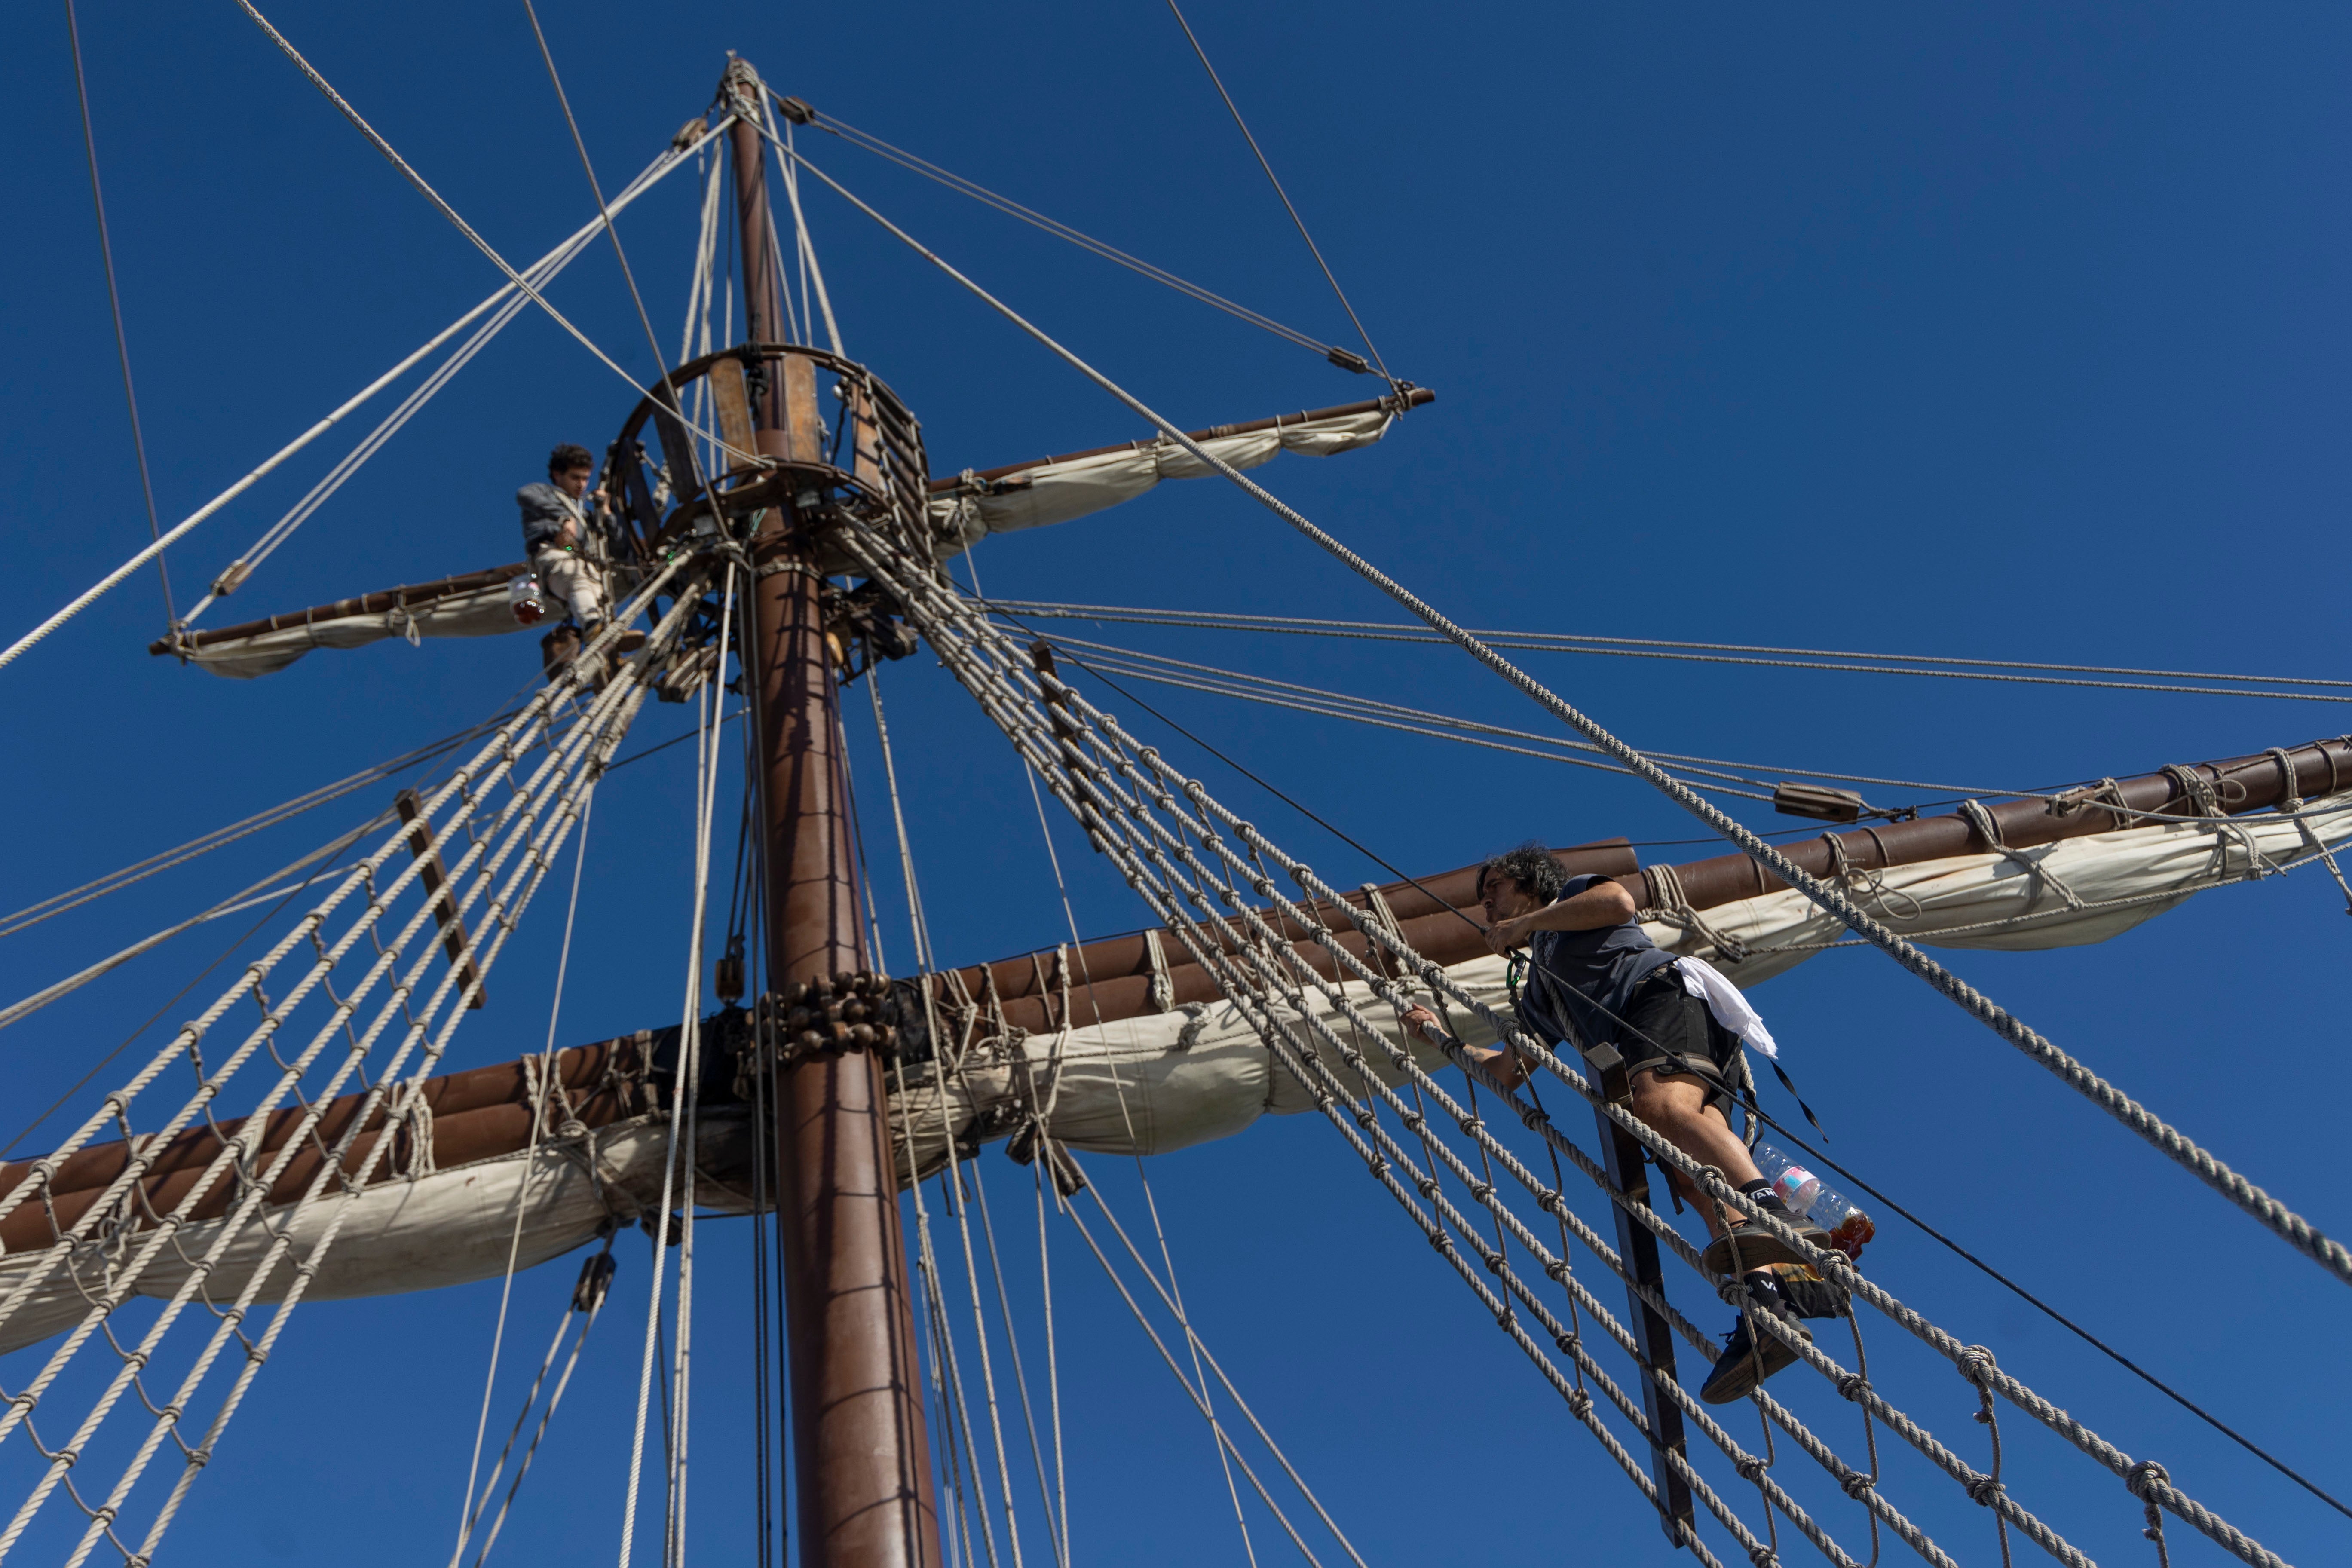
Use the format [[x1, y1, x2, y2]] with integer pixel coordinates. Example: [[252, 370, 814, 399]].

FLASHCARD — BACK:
[[4, 18, 2347, 1568]]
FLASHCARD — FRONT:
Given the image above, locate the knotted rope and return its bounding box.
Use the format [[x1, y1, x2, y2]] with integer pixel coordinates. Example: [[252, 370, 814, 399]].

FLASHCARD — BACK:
[[1641, 862, 1752, 965]]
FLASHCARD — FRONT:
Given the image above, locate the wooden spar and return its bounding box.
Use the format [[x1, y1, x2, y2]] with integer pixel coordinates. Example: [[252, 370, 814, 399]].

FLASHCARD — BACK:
[[394, 788, 486, 1010], [918, 733, 2352, 1038], [927, 385, 1436, 492], [0, 1036, 658, 1253], [148, 389, 1427, 665], [726, 58, 942, 1568], [13, 730, 2335, 1314], [147, 562, 527, 656], [1626, 735, 2352, 911]]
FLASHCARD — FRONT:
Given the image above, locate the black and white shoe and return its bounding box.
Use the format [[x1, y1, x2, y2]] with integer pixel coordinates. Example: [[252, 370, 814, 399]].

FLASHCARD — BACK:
[[1700, 1194, 1831, 1276], [1699, 1308, 1812, 1405]]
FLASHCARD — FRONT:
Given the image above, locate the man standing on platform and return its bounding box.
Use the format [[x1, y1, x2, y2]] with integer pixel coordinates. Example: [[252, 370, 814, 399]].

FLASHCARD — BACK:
[[518, 442, 639, 670]]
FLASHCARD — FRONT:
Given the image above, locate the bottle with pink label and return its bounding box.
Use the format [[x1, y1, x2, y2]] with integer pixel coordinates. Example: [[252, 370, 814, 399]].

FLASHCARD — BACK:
[[1752, 1141, 1874, 1261]]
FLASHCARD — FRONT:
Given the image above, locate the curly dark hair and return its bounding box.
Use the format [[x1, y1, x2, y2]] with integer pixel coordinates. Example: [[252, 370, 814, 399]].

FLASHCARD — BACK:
[[547, 441, 595, 477], [1477, 841, 1565, 905]]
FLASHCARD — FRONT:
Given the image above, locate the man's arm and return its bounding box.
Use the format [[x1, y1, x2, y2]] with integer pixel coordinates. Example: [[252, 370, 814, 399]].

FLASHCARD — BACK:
[[1399, 1004, 1531, 1090], [1484, 878, 1637, 955]]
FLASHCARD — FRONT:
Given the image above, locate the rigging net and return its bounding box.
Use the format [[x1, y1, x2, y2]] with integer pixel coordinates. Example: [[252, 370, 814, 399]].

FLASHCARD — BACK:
[[836, 508, 2298, 1568], [0, 568, 692, 1567]]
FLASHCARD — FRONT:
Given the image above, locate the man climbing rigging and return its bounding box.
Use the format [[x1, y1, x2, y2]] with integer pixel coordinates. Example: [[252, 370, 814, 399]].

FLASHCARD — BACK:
[[518, 442, 640, 671], [1400, 843, 1836, 1406]]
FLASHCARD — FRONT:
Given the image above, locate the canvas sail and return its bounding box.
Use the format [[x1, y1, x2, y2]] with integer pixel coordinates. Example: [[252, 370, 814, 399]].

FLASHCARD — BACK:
[[6, 775, 2335, 1357], [928, 398, 1418, 548]]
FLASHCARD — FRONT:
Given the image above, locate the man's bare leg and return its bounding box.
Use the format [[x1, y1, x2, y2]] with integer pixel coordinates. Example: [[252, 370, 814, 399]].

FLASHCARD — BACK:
[[1628, 1067, 1760, 1238]]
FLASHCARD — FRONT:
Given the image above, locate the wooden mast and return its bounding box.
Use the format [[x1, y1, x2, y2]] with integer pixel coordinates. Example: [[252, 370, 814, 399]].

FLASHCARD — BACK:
[[724, 57, 941, 1568]]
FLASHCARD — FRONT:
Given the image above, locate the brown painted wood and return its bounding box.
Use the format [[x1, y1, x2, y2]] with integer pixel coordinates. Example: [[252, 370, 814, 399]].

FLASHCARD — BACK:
[[707, 355, 758, 466], [730, 61, 940, 1568], [395, 789, 486, 1010], [782, 352, 824, 464]]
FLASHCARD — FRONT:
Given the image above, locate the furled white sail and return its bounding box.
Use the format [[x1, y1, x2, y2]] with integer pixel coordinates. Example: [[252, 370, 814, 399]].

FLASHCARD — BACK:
[[1637, 790, 2352, 983], [893, 794, 2352, 1178], [0, 1114, 752, 1357], [167, 405, 1400, 679], [928, 407, 1397, 549], [9, 797, 2327, 1353], [175, 576, 524, 680]]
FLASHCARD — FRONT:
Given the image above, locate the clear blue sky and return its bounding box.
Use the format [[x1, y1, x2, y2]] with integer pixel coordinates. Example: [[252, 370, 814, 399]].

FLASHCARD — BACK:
[[3, 3, 2348, 1565]]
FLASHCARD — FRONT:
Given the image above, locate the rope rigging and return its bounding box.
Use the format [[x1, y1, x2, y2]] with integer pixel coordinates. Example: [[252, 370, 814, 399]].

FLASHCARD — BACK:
[[0, 818, 379, 1035], [1066, 1155, 1373, 1568], [1024, 632, 2352, 939], [0, 692, 538, 942], [615, 562, 738, 1568], [450, 784, 596, 1568], [790, 98, 1381, 374], [225, 0, 760, 474], [772, 145, 2350, 1292], [1157, 0, 1398, 388], [959, 547, 1278, 1568], [0, 27, 753, 676], [0, 564, 690, 1567], [992, 600, 2352, 707], [454, 1243, 618, 1568], [1724, 1093, 2352, 1523], [62, 0, 174, 625], [837, 506, 2309, 1568], [1016, 633, 2352, 842], [179, 138, 685, 626], [27, 30, 2345, 1564]]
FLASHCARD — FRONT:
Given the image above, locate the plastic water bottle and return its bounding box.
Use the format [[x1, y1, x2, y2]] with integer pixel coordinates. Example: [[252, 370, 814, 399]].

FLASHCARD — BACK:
[[1752, 1141, 1875, 1261], [508, 573, 545, 627]]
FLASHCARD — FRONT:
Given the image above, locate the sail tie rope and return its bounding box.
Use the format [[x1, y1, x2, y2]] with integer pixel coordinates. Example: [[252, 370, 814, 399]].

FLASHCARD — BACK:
[[2268, 748, 2352, 915], [1957, 800, 2086, 913], [1818, 832, 1924, 923], [1639, 862, 1752, 965], [848, 525, 2289, 1568], [781, 149, 2351, 1291]]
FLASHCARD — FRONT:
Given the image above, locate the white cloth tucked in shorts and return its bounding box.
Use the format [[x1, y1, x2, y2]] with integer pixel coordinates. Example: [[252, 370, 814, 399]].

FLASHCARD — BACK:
[[1669, 956, 1779, 1059]]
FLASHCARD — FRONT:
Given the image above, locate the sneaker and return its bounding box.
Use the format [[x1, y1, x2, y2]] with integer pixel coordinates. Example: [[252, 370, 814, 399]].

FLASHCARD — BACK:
[[1699, 1308, 1812, 1405], [1700, 1194, 1831, 1276]]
